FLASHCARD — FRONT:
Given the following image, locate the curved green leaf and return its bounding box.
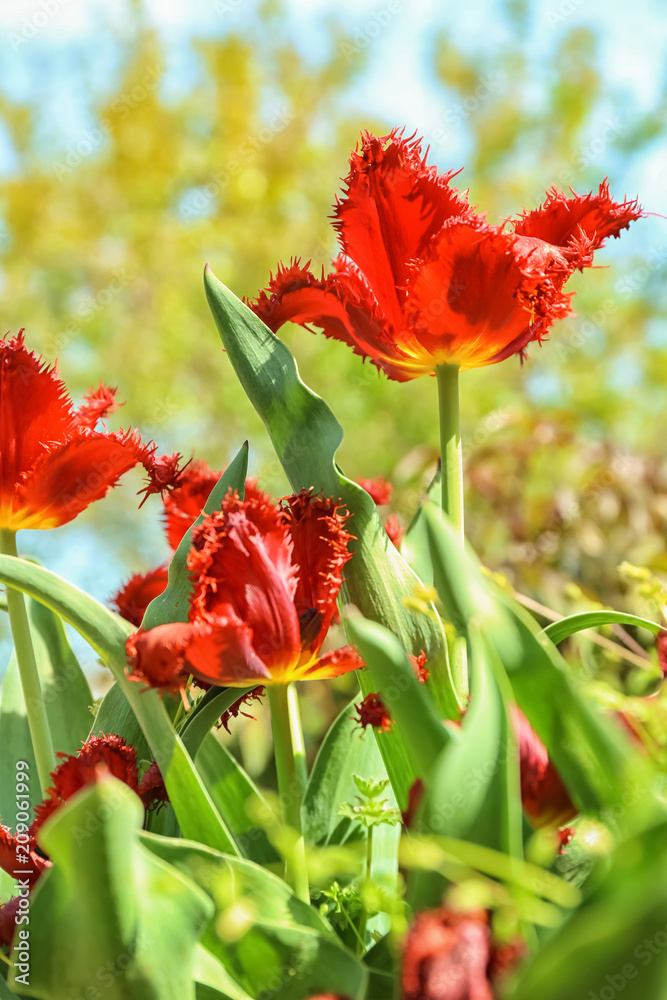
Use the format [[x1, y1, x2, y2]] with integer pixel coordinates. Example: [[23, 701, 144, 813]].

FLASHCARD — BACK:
[[0, 555, 239, 856], [181, 687, 253, 759], [409, 626, 522, 909], [9, 777, 212, 999], [141, 832, 369, 1000], [303, 696, 391, 846], [422, 504, 652, 820], [195, 731, 278, 864], [510, 819, 667, 1000], [204, 268, 460, 806], [345, 614, 451, 779], [0, 598, 93, 816], [542, 610, 661, 646]]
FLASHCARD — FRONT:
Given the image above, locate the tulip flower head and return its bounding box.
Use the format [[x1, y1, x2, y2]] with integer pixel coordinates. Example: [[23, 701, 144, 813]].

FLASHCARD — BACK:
[[0, 332, 183, 531], [126, 488, 364, 692], [250, 129, 643, 380]]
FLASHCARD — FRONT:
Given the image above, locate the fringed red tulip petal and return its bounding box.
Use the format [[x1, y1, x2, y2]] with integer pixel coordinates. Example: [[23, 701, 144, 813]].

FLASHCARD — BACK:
[[0, 825, 50, 886], [17, 434, 144, 530], [33, 734, 139, 833], [0, 332, 73, 496], [334, 129, 472, 328], [73, 382, 119, 429], [188, 492, 301, 672], [513, 181, 644, 259], [162, 457, 264, 550], [125, 622, 197, 695], [249, 257, 405, 379], [218, 686, 265, 733], [163, 458, 221, 549], [251, 132, 642, 379], [280, 489, 353, 654], [112, 565, 169, 627], [406, 222, 572, 371], [300, 644, 365, 681], [180, 614, 272, 687], [0, 332, 180, 529], [355, 693, 392, 733]]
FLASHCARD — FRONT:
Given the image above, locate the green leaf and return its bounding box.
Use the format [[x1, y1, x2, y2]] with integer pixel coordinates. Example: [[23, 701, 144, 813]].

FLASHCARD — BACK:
[[141, 833, 369, 1000], [143, 443, 248, 629], [181, 687, 253, 760], [204, 268, 460, 805], [194, 947, 253, 1000], [409, 625, 522, 909], [345, 614, 451, 780], [542, 610, 661, 645], [9, 777, 213, 999], [0, 598, 93, 816], [195, 731, 279, 864], [422, 504, 649, 819], [303, 697, 392, 846], [0, 555, 240, 856], [90, 679, 150, 763], [510, 819, 667, 1000]]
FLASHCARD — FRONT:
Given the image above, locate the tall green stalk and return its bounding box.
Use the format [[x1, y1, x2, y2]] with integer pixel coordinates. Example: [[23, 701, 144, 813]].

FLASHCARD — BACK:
[[268, 683, 309, 902], [436, 363, 468, 699], [0, 529, 56, 794]]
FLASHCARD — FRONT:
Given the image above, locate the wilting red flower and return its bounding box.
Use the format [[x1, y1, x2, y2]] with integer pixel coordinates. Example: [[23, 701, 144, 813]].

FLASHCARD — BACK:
[[126, 488, 364, 689], [410, 649, 429, 683], [402, 907, 524, 1000], [250, 130, 643, 381], [357, 476, 393, 506], [401, 777, 425, 828], [112, 565, 169, 627], [304, 996, 352, 1000], [403, 908, 493, 1000], [558, 826, 576, 855], [384, 513, 405, 549], [137, 761, 170, 811], [355, 692, 392, 733], [0, 896, 21, 949], [0, 734, 166, 948], [218, 686, 265, 733], [33, 733, 140, 831], [0, 332, 183, 531], [511, 707, 576, 828], [656, 631, 667, 675]]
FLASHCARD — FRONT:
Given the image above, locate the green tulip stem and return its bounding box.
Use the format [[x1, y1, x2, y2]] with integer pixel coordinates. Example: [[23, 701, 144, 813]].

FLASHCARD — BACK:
[[436, 363, 468, 699], [0, 529, 56, 794], [268, 682, 309, 903]]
